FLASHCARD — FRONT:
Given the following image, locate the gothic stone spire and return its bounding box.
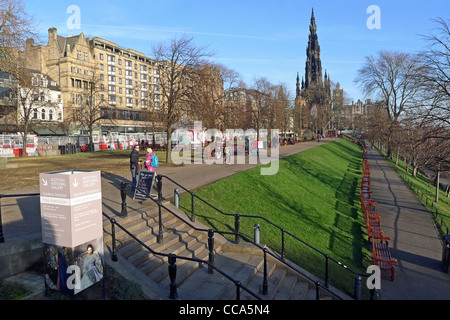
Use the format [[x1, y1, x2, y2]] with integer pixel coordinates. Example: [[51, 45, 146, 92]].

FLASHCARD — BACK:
[[305, 8, 322, 89]]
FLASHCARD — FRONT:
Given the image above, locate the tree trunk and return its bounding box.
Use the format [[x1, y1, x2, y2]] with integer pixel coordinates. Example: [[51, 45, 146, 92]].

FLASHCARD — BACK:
[[21, 131, 28, 157], [395, 146, 399, 166], [166, 127, 172, 165], [435, 168, 440, 203]]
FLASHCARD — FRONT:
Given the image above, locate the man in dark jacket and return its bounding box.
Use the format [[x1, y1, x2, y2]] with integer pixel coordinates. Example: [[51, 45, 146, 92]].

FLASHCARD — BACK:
[[130, 144, 141, 191]]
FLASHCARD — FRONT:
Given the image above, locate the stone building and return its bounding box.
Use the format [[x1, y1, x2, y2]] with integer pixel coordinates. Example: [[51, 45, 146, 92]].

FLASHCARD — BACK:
[[0, 69, 63, 134], [20, 28, 163, 135]]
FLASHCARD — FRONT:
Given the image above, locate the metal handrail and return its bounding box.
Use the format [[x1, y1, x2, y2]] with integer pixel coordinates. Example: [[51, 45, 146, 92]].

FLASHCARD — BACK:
[[102, 211, 262, 300], [131, 180, 345, 300], [155, 175, 365, 299]]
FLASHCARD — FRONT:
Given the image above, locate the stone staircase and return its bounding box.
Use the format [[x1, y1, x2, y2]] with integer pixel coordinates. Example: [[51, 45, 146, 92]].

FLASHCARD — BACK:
[[103, 201, 345, 300]]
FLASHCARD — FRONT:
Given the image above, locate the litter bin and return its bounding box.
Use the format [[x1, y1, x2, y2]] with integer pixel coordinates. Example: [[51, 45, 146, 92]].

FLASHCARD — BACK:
[[443, 235, 450, 274]]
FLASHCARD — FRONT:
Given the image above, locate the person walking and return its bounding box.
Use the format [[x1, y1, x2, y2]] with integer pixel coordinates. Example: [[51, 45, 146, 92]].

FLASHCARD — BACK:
[[144, 148, 157, 172], [130, 144, 141, 191]]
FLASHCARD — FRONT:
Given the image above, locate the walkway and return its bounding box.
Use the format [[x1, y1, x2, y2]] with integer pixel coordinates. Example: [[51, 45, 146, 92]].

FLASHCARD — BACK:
[[0, 139, 334, 243], [366, 146, 450, 300]]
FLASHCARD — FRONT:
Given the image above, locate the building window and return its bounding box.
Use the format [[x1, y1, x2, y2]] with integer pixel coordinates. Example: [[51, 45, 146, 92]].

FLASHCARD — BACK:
[[99, 53, 104, 60], [41, 109, 46, 120], [49, 110, 53, 121]]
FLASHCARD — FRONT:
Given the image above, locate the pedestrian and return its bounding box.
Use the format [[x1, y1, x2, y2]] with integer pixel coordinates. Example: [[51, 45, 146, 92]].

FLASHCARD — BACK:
[[224, 145, 231, 164], [130, 144, 141, 190], [145, 148, 158, 172]]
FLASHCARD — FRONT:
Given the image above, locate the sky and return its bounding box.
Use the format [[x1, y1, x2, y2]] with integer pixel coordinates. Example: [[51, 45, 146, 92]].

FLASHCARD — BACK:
[[24, 0, 450, 103]]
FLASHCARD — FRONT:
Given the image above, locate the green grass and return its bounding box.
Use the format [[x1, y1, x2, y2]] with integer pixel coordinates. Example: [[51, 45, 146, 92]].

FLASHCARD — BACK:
[[0, 282, 31, 300], [0, 149, 167, 192], [179, 138, 372, 297], [384, 154, 450, 236]]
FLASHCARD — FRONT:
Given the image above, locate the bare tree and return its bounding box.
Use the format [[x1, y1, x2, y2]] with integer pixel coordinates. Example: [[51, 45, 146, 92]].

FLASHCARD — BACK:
[[355, 51, 425, 156], [251, 77, 274, 143], [69, 72, 109, 151], [0, 0, 38, 73], [186, 63, 225, 130], [272, 83, 293, 134], [419, 18, 450, 129], [4, 68, 61, 156], [152, 36, 212, 164]]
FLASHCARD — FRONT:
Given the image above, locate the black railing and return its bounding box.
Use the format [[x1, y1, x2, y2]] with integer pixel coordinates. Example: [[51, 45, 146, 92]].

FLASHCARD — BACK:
[[102, 210, 262, 300], [401, 172, 449, 236], [151, 174, 368, 300], [0, 193, 40, 243]]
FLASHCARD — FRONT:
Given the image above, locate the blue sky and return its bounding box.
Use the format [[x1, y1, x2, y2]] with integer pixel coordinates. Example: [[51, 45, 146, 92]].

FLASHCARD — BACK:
[[24, 0, 450, 102]]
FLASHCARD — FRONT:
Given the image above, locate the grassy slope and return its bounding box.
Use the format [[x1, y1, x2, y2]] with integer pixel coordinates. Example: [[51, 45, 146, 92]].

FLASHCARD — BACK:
[[180, 139, 372, 295]]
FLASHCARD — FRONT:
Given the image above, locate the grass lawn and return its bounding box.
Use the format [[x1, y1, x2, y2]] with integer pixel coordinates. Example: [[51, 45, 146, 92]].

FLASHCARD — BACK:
[[384, 154, 450, 236], [179, 138, 373, 297], [0, 149, 167, 192]]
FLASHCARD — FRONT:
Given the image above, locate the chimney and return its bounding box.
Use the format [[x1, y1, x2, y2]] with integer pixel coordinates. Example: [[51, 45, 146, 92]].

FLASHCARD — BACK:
[[48, 27, 58, 44]]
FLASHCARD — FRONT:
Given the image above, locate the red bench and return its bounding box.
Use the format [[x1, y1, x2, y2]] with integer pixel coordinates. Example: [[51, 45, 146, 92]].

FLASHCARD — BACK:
[[372, 236, 397, 281]]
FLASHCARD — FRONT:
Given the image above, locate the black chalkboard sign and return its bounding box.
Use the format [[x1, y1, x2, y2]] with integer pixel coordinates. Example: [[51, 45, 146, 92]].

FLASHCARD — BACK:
[[133, 170, 156, 200]]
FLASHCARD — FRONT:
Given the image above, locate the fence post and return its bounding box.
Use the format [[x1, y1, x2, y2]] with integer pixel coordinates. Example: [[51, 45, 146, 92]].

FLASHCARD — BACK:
[[234, 214, 240, 244], [0, 195, 4, 243], [111, 219, 118, 262], [208, 229, 215, 274], [324, 254, 329, 288], [354, 275, 362, 300], [168, 254, 178, 299], [120, 182, 128, 217], [235, 281, 241, 300], [157, 175, 163, 202], [262, 248, 268, 295], [157, 201, 163, 243], [191, 192, 195, 222], [281, 228, 285, 261]]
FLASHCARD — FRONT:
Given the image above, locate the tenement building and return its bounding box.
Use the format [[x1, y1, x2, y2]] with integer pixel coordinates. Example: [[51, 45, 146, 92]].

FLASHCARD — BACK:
[[20, 27, 163, 135]]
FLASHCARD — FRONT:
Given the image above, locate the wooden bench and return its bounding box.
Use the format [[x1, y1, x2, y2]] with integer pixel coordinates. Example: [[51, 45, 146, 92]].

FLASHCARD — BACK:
[[372, 236, 397, 281], [366, 215, 383, 242], [360, 190, 372, 204]]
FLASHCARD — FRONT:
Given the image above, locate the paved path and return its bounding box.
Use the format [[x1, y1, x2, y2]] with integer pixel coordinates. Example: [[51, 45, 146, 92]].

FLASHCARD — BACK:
[[366, 145, 450, 300], [0, 139, 334, 243]]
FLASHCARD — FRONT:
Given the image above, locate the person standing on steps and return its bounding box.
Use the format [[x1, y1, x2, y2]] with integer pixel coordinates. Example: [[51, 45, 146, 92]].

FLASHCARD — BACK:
[[130, 144, 141, 192]]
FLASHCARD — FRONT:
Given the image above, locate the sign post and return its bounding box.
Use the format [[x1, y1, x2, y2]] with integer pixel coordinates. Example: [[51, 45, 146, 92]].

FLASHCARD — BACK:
[[39, 170, 104, 295], [133, 170, 156, 200]]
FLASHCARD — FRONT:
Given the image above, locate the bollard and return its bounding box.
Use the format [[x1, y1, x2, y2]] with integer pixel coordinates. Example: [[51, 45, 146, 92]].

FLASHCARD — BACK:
[[174, 188, 180, 208], [157, 175, 163, 202], [254, 224, 260, 244]]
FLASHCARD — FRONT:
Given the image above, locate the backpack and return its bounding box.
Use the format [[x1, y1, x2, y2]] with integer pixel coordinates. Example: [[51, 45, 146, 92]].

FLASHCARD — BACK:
[[151, 154, 159, 168]]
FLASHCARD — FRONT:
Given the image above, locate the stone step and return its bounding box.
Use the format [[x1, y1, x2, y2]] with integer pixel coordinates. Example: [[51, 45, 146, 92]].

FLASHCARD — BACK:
[[105, 202, 344, 301], [103, 211, 181, 248]]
